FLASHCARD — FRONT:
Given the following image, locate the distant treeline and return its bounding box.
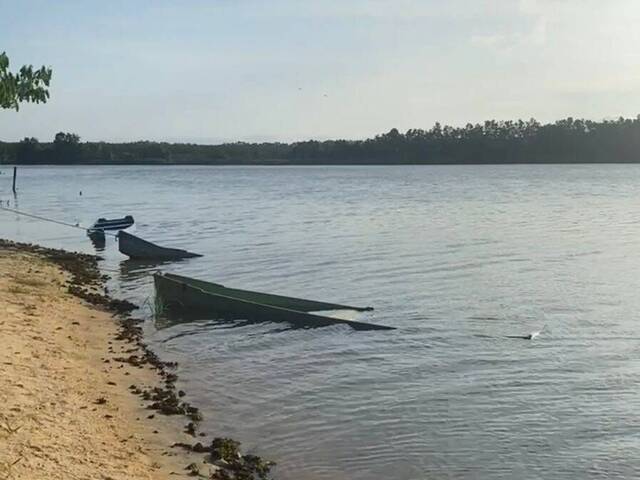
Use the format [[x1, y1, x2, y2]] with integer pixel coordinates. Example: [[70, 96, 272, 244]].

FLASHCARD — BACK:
[[2, 116, 640, 165]]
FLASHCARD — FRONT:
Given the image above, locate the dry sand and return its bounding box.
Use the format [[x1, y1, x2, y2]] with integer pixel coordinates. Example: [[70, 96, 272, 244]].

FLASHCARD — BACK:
[[0, 248, 199, 479]]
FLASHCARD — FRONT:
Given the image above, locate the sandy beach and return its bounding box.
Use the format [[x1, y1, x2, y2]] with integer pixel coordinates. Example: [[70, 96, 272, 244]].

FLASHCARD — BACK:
[[0, 243, 201, 479]]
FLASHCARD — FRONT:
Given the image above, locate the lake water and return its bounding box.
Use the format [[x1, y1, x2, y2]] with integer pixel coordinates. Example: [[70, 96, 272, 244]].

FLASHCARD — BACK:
[[2, 164, 640, 479]]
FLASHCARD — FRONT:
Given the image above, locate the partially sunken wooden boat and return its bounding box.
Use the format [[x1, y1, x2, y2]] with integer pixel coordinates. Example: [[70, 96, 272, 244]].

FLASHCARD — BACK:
[[91, 215, 134, 231], [154, 272, 393, 331], [119, 231, 202, 260]]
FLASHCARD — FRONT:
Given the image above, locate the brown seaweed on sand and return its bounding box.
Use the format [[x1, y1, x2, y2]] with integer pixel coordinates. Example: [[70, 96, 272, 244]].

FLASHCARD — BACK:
[[174, 438, 275, 480]]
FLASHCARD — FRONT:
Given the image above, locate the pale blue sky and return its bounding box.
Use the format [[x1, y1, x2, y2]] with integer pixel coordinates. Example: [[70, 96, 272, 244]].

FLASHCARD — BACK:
[[1, 0, 639, 143]]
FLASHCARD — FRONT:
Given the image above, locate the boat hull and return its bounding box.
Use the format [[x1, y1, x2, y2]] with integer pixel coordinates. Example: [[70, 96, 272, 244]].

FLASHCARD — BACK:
[[92, 215, 134, 231], [118, 231, 202, 260], [154, 273, 393, 331], [161, 273, 373, 312]]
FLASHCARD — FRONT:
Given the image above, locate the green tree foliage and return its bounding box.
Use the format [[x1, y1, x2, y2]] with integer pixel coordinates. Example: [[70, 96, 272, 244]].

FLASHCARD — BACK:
[[53, 131, 81, 162], [54, 132, 80, 144], [4, 115, 640, 165], [0, 52, 52, 110], [17, 137, 41, 164]]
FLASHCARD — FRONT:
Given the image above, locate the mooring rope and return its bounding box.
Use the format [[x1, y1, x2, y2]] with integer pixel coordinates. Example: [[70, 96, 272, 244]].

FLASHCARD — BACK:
[[0, 205, 119, 237], [0, 205, 171, 278]]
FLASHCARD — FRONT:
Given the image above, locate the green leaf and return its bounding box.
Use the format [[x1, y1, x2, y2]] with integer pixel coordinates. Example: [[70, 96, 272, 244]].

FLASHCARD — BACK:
[[0, 53, 52, 110]]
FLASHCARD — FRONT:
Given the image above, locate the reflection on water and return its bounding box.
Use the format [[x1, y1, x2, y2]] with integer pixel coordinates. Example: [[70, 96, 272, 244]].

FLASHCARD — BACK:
[[3, 164, 640, 479], [154, 314, 297, 333], [153, 308, 362, 333], [87, 230, 106, 251], [119, 258, 180, 281]]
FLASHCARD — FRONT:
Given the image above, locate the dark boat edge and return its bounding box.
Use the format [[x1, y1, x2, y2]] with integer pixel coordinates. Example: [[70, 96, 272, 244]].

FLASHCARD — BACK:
[[162, 272, 373, 313], [118, 231, 203, 260]]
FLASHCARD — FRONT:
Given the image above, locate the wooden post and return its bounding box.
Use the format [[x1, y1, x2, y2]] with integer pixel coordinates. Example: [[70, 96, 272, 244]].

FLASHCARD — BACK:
[[12, 167, 16, 194]]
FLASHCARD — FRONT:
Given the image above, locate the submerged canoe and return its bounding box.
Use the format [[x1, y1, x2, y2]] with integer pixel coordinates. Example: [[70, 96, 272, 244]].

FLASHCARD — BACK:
[[91, 215, 135, 231], [154, 272, 393, 331], [119, 231, 202, 260]]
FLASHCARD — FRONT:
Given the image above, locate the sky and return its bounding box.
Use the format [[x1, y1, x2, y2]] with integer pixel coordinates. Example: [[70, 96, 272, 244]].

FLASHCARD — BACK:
[[1, 0, 640, 144]]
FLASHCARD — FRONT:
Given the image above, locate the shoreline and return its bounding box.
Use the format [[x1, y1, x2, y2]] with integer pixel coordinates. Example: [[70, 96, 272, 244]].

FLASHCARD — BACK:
[[0, 239, 274, 479], [6, 161, 640, 166]]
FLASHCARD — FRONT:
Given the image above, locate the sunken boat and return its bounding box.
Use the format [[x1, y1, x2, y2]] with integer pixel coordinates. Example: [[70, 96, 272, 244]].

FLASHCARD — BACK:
[[118, 231, 202, 260], [154, 272, 393, 331]]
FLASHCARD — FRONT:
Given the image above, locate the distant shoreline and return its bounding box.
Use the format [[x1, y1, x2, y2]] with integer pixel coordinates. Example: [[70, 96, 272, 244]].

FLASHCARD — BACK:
[[3, 160, 640, 166], [3, 115, 640, 166]]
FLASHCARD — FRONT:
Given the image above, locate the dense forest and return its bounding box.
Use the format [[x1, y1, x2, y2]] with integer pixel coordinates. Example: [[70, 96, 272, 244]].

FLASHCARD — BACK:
[[2, 116, 640, 165]]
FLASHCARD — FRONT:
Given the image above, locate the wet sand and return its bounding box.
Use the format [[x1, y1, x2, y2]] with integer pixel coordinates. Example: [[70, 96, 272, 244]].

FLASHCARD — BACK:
[[0, 244, 200, 479]]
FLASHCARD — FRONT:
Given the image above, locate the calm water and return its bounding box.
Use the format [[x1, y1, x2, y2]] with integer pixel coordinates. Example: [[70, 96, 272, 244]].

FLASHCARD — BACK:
[[2, 164, 640, 479]]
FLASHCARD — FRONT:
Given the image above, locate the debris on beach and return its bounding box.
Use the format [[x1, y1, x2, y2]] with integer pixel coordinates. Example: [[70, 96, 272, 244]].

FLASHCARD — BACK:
[[174, 437, 276, 480]]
